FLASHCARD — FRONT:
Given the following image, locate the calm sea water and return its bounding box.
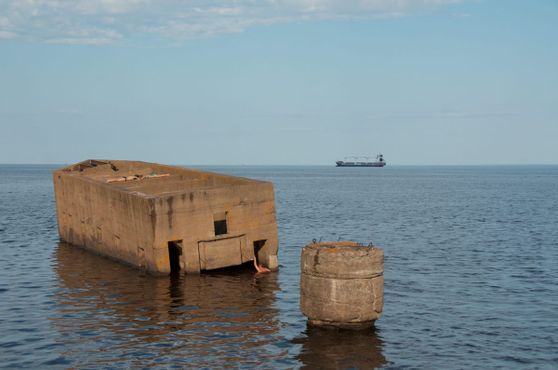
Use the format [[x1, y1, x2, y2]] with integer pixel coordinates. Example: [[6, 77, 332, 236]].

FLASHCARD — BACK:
[[1, 165, 557, 369]]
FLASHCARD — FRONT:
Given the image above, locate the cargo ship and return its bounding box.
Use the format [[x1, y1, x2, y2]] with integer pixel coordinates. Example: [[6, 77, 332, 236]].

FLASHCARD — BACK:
[[336, 154, 386, 167]]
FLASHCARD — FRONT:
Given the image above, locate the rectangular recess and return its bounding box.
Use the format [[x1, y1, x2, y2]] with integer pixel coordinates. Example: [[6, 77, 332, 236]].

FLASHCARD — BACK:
[[198, 236, 244, 270], [213, 212, 228, 236]]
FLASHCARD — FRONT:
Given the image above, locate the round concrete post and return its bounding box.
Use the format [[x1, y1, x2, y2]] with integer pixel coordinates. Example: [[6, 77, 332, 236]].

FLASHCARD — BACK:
[[300, 241, 384, 328]]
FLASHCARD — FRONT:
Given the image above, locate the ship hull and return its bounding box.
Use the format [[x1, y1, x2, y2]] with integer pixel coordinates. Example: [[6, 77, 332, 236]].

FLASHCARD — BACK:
[[336, 161, 386, 167]]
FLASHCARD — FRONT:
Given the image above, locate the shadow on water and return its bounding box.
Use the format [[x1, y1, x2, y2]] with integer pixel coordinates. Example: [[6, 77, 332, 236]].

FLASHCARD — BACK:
[[293, 324, 387, 369], [52, 242, 283, 368]]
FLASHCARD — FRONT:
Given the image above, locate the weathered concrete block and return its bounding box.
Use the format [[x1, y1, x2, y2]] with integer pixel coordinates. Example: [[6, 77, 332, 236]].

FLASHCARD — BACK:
[[300, 241, 384, 328], [53, 159, 279, 275]]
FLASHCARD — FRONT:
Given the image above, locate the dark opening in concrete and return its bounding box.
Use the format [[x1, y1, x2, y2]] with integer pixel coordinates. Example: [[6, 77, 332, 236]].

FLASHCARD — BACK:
[[214, 219, 228, 236], [201, 260, 255, 275], [253, 239, 267, 263], [168, 240, 183, 273]]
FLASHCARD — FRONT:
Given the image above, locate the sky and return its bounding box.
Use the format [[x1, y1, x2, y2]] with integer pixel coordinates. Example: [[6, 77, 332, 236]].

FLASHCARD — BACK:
[[0, 0, 557, 165]]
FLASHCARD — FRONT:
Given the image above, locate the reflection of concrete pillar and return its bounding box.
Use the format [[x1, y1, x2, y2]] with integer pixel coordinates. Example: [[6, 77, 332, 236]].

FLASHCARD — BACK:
[[293, 324, 386, 369], [300, 241, 384, 328], [52, 242, 282, 366]]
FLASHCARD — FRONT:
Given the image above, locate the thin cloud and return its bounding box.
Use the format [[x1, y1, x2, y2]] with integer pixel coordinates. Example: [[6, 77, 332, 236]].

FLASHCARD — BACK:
[[0, 30, 16, 39], [0, 0, 463, 45], [368, 111, 517, 120]]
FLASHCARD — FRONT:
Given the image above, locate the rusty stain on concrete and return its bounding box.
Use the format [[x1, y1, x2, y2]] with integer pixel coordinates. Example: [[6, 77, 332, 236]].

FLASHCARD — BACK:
[[166, 196, 174, 230], [53, 159, 279, 275]]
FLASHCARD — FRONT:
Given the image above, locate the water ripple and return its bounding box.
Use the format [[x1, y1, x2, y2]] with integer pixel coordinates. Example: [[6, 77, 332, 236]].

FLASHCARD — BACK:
[[1, 165, 557, 368]]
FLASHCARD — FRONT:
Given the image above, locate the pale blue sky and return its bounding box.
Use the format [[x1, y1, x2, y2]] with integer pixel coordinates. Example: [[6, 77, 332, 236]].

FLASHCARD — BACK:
[[1, 0, 557, 165]]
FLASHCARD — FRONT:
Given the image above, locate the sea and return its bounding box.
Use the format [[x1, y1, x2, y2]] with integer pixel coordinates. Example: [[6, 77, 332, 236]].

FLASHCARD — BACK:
[[1, 165, 557, 369]]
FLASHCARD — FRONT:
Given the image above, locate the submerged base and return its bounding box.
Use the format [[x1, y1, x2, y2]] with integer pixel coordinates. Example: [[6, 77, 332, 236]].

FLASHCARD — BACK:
[[307, 319, 375, 330]]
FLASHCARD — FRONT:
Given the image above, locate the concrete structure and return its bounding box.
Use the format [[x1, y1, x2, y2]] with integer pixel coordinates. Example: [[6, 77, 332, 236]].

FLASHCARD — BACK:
[[53, 159, 279, 274], [300, 241, 384, 328]]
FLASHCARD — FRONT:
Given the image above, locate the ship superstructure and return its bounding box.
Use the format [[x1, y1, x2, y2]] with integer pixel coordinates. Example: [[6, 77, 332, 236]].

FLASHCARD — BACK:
[[336, 154, 386, 167]]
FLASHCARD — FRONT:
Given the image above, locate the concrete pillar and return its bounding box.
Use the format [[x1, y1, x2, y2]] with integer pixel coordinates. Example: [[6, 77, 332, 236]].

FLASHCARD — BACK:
[[300, 241, 384, 328]]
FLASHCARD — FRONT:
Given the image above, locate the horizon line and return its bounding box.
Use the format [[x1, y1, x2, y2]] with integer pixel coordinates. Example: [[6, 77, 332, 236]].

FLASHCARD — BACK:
[[1, 163, 557, 167]]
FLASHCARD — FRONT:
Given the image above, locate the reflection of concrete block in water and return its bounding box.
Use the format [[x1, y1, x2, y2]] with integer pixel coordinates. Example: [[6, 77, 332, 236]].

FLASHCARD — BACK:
[[300, 241, 384, 328], [53, 242, 281, 367], [53, 159, 279, 274], [293, 325, 386, 369]]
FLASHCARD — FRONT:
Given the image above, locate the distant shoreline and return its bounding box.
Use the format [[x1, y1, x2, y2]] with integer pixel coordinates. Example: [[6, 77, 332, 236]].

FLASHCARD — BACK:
[[1, 163, 558, 167]]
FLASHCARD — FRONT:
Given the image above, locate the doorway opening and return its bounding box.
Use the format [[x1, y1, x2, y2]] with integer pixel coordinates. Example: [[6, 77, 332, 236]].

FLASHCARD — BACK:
[[168, 240, 183, 273], [253, 239, 267, 264]]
